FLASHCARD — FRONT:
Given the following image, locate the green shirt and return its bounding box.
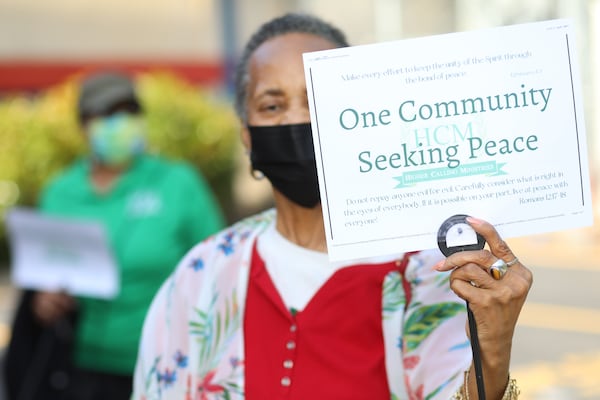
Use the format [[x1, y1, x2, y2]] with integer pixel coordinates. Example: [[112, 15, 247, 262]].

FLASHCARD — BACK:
[[40, 155, 224, 374]]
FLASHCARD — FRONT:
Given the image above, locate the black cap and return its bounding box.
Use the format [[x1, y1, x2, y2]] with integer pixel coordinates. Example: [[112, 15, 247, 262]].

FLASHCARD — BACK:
[[78, 71, 139, 121]]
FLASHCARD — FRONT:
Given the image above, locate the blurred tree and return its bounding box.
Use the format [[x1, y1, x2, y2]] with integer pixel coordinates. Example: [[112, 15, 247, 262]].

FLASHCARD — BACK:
[[0, 71, 240, 262]]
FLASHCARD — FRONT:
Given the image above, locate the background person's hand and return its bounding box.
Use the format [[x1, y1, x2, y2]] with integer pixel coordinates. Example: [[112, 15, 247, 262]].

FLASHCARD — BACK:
[[31, 291, 77, 326], [435, 216, 533, 399]]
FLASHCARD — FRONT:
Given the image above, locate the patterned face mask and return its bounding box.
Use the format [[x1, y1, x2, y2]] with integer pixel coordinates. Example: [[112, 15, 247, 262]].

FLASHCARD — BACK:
[[88, 112, 146, 167]]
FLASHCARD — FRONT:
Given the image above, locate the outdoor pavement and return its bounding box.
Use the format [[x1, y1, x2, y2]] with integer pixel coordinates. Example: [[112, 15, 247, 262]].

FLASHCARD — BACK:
[[507, 221, 600, 400], [0, 220, 598, 399]]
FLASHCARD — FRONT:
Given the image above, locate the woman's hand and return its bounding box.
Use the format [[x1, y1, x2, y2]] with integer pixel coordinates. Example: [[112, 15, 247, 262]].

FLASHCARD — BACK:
[[31, 291, 77, 326], [435, 216, 533, 399]]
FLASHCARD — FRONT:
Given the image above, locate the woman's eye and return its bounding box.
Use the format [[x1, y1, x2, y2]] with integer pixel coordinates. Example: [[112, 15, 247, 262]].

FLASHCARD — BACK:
[[261, 104, 280, 112]]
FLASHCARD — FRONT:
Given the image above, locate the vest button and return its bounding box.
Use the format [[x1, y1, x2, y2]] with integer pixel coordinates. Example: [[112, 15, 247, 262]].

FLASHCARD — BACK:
[[281, 376, 291, 386], [283, 359, 294, 369], [286, 340, 296, 350]]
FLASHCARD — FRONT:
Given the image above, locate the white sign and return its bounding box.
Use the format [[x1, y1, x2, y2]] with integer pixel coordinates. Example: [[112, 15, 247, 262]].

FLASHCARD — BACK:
[[303, 19, 592, 261], [6, 208, 120, 299]]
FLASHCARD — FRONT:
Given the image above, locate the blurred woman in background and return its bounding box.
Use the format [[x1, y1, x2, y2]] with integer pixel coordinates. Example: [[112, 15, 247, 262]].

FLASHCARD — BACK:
[[4, 71, 224, 400]]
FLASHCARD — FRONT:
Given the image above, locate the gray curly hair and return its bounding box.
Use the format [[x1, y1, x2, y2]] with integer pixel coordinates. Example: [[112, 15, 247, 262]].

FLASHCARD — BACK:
[[234, 13, 349, 123]]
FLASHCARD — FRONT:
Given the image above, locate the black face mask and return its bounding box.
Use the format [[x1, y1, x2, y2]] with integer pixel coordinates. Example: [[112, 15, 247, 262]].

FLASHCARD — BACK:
[[248, 123, 320, 208]]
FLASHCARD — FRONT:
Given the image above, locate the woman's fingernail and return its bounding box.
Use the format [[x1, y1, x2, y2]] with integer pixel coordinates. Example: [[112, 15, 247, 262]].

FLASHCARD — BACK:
[[432, 260, 445, 271], [466, 216, 484, 225]]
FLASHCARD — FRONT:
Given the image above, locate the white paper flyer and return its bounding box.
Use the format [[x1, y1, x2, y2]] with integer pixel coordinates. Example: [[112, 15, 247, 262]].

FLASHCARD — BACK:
[[6, 208, 120, 299], [303, 19, 592, 261]]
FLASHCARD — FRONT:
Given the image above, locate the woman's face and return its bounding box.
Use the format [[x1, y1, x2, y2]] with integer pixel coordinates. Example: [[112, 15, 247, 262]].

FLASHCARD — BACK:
[[241, 32, 338, 149]]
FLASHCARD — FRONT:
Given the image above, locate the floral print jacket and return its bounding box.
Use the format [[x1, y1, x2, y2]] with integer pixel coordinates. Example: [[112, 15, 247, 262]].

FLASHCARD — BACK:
[[132, 209, 471, 400]]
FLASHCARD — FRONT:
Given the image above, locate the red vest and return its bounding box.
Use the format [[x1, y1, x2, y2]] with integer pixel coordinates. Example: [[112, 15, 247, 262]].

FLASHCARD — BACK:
[[244, 243, 400, 400]]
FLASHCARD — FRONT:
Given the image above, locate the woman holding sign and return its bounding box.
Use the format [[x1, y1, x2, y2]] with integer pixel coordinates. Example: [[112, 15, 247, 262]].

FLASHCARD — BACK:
[[133, 13, 530, 400]]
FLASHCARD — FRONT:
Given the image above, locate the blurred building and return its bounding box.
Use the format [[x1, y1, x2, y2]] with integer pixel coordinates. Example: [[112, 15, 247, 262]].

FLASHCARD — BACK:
[[1, 0, 598, 203]]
